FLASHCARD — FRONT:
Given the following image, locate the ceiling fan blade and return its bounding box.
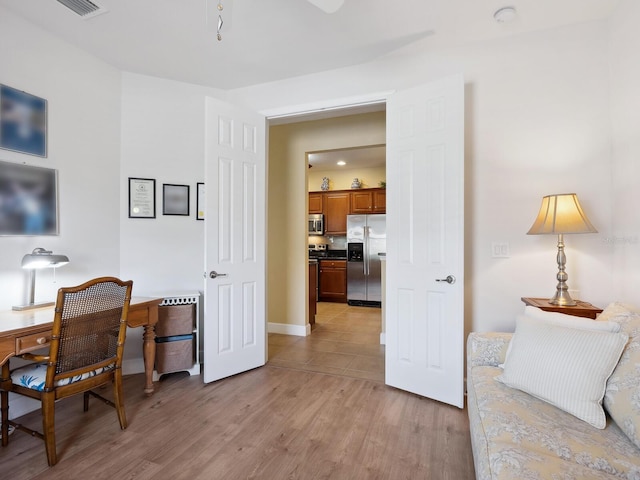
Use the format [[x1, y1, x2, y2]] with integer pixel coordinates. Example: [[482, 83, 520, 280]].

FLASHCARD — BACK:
[[307, 0, 345, 14]]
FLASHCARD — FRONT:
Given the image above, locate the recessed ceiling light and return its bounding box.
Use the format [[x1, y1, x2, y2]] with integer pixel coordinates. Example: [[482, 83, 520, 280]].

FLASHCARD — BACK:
[[337, 161, 346, 166], [494, 6, 516, 23]]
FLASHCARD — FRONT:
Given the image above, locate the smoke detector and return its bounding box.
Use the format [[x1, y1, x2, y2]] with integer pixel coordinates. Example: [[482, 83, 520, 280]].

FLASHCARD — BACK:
[[56, 0, 109, 20], [494, 6, 517, 23]]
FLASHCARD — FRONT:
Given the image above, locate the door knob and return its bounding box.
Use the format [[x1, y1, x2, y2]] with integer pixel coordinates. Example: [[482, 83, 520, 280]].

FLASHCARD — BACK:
[[436, 275, 456, 284], [209, 271, 228, 279]]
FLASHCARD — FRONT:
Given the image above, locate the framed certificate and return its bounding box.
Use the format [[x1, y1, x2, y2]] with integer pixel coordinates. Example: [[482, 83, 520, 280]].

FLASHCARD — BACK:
[[128, 177, 156, 218], [196, 182, 205, 220]]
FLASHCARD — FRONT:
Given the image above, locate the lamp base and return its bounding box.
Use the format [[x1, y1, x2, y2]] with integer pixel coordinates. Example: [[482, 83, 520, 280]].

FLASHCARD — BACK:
[[548, 233, 577, 307], [549, 291, 577, 307], [12, 301, 55, 311]]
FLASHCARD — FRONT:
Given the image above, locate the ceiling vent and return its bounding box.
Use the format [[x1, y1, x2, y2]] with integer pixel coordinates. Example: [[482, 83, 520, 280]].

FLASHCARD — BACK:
[[56, 0, 108, 20]]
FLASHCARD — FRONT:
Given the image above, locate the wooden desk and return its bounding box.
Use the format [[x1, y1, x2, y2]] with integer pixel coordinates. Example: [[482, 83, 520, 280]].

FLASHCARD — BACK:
[[0, 297, 162, 396], [521, 297, 603, 320]]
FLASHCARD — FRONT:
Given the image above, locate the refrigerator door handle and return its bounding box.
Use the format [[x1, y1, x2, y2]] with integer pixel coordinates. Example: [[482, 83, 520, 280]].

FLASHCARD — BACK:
[[364, 226, 369, 276]]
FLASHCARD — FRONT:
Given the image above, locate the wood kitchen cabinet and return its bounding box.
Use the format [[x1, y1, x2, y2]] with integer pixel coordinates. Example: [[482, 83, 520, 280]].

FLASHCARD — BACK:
[[349, 188, 386, 214], [308, 192, 323, 214], [319, 259, 347, 303], [372, 189, 386, 213], [309, 261, 317, 327], [323, 192, 350, 235]]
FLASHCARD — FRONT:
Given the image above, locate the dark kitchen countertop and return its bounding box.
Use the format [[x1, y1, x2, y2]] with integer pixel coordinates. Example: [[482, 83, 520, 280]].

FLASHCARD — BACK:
[[308, 249, 347, 260]]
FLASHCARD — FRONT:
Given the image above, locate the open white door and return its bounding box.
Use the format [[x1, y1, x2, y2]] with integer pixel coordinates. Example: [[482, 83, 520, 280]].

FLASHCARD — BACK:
[[203, 97, 266, 383], [385, 75, 465, 408]]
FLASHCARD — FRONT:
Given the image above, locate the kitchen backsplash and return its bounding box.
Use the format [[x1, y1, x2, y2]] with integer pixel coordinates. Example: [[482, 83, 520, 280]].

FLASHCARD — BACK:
[[308, 235, 347, 250]]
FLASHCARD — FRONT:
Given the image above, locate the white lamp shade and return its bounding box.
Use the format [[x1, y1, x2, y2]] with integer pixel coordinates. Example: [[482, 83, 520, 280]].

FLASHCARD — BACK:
[[527, 193, 597, 235]]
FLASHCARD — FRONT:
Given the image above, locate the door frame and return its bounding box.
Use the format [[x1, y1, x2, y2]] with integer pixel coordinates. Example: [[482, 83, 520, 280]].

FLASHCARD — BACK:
[[262, 91, 394, 339]]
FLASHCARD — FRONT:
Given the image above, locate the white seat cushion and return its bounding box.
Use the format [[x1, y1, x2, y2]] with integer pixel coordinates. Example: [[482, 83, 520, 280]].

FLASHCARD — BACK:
[[12, 362, 113, 392]]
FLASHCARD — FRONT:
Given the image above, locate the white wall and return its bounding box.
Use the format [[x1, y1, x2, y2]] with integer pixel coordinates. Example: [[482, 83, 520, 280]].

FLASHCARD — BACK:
[[119, 73, 227, 365], [609, 0, 640, 303], [0, 8, 122, 312], [0, 6, 122, 417], [231, 20, 617, 334]]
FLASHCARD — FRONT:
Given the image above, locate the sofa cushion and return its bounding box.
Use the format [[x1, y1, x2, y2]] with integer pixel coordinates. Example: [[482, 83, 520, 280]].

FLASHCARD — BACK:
[[497, 315, 628, 429], [600, 303, 640, 450], [524, 305, 621, 332], [468, 364, 640, 479]]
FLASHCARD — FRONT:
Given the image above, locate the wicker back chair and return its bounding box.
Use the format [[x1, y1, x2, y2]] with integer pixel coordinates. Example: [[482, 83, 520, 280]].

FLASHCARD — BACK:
[[0, 277, 133, 466]]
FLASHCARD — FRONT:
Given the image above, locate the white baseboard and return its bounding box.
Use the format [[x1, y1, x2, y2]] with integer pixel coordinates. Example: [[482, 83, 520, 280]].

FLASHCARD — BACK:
[[268, 322, 309, 337], [6, 394, 40, 420], [122, 358, 145, 376], [380, 332, 386, 345]]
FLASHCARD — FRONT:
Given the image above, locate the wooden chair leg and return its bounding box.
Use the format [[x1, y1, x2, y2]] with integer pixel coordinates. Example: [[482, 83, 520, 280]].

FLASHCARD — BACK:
[[1, 363, 10, 447], [113, 370, 127, 429], [41, 392, 57, 466], [84, 391, 90, 412]]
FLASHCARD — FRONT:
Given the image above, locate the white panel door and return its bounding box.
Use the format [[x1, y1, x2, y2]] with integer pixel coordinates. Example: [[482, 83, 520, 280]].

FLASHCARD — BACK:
[[385, 75, 465, 408], [203, 97, 266, 383]]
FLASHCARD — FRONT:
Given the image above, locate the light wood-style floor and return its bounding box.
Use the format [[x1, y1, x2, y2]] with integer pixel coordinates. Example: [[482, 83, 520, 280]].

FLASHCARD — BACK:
[[1, 303, 475, 480], [268, 302, 385, 382]]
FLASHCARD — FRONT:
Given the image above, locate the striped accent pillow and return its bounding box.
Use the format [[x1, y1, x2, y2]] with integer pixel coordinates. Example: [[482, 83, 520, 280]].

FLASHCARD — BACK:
[[497, 315, 628, 429]]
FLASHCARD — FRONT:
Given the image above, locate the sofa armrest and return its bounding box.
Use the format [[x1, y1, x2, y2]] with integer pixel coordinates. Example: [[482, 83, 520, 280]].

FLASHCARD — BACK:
[[467, 332, 513, 369]]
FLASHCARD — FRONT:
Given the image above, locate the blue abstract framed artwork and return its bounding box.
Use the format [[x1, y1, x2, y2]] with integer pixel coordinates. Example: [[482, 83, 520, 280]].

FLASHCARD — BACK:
[[0, 84, 47, 157], [0, 160, 58, 236]]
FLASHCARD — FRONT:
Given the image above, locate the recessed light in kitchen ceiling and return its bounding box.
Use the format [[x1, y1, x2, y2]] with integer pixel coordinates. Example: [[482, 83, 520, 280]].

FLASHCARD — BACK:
[[494, 6, 517, 23], [337, 161, 346, 166]]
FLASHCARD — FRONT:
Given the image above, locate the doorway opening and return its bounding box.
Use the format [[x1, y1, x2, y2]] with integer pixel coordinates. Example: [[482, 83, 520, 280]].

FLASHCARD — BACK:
[[265, 103, 387, 379]]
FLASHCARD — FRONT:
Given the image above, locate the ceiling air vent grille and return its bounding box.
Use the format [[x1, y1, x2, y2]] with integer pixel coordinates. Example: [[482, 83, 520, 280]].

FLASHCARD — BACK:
[[56, 0, 108, 19]]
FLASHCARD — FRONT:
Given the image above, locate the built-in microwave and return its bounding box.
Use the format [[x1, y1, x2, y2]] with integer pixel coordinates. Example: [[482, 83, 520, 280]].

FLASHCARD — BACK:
[[308, 214, 324, 235]]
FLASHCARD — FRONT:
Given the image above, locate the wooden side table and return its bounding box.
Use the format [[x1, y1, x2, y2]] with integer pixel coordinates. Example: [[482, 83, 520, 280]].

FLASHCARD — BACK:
[[521, 297, 603, 319]]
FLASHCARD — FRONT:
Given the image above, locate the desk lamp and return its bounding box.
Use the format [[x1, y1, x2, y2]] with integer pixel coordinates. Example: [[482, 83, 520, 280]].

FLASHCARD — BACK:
[[527, 193, 597, 306], [12, 247, 70, 311]]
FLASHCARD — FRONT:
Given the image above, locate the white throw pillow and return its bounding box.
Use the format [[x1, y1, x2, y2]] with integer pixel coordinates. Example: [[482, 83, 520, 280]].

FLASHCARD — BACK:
[[524, 306, 621, 332], [499, 307, 621, 367], [497, 315, 628, 429]]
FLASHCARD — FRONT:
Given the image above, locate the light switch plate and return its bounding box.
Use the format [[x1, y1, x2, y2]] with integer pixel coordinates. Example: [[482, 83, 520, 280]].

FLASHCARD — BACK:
[[492, 242, 510, 258]]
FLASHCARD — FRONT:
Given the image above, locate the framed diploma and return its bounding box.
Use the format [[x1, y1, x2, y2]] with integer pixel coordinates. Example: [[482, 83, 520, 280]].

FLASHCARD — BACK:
[[196, 182, 205, 220], [128, 177, 156, 218]]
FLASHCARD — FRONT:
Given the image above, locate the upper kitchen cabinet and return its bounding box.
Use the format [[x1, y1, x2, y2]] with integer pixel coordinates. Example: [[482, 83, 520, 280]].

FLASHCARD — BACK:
[[349, 188, 386, 214], [373, 189, 386, 213], [309, 192, 323, 214], [324, 192, 350, 235]]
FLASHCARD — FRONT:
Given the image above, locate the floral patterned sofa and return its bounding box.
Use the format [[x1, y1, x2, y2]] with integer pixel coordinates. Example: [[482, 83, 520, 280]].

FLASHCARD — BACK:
[[467, 303, 640, 480]]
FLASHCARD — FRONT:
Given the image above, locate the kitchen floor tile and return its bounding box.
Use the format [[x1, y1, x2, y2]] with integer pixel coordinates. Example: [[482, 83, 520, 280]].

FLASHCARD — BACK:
[[308, 351, 356, 369], [267, 302, 384, 382]]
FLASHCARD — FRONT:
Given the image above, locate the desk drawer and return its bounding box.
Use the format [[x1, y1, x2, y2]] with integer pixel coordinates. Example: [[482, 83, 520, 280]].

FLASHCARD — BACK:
[[16, 331, 52, 354]]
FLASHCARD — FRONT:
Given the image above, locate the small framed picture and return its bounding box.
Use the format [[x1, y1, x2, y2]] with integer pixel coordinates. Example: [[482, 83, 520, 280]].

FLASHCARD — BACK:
[[196, 183, 205, 220], [0, 84, 48, 157], [163, 184, 190, 216], [128, 177, 156, 218]]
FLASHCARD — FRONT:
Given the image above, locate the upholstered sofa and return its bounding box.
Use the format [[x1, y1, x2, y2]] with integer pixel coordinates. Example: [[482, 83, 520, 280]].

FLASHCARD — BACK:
[[467, 303, 640, 480]]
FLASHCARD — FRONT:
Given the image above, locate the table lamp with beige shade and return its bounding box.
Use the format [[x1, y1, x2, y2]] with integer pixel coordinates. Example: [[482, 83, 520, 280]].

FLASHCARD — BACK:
[[527, 193, 597, 306]]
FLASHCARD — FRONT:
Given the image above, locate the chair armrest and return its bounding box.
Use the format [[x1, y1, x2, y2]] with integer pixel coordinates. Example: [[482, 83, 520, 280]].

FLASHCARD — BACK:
[[467, 332, 512, 369], [20, 353, 50, 362]]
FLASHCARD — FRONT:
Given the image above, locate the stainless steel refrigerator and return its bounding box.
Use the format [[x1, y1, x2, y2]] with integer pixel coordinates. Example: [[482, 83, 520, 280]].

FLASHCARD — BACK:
[[347, 214, 386, 306]]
